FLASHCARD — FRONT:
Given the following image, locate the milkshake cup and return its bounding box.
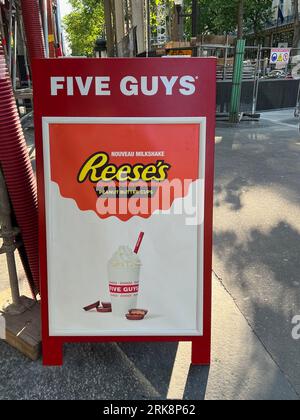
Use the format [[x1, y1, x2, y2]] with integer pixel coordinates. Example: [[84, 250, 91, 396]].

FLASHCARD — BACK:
[[108, 246, 141, 317]]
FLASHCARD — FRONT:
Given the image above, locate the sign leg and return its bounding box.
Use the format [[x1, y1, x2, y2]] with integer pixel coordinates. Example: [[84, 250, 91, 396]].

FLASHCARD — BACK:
[[192, 336, 211, 365], [43, 338, 63, 366]]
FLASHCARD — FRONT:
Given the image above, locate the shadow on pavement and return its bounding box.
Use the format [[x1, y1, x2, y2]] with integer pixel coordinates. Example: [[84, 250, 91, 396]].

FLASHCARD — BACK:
[[215, 120, 300, 211], [214, 117, 300, 397], [0, 340, 210, 400], [118, 342, 209, 400], [183, 365, 210, 400]]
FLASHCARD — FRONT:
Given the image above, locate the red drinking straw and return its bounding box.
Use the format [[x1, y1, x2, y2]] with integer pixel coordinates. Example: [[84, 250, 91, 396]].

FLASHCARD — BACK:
[[134, 232, 144, 254]]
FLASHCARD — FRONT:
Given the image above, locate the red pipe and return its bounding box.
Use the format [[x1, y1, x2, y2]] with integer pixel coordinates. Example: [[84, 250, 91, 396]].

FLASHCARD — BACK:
[[20, 0, 45, 63], [0, 41, 39, 293]]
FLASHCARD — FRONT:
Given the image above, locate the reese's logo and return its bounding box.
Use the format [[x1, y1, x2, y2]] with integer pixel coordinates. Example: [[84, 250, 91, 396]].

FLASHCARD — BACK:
[[77, 152, 171, 183]]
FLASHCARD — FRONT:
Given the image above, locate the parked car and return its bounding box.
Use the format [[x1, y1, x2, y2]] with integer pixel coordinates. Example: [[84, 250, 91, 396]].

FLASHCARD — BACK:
[[262, 69, 288, 79]]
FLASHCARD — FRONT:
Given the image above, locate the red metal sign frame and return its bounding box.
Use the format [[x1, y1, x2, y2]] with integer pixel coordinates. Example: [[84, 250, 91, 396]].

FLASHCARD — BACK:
[[32, 58, 216, 366]]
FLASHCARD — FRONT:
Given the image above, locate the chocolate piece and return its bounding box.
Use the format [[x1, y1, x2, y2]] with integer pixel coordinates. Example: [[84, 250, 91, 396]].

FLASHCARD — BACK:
[[101, 302, 112, 309], [83, 301, 100, 312], [129, 309, 148, 316], [126, 314, 145, 321], [97, 307, 112, 313]]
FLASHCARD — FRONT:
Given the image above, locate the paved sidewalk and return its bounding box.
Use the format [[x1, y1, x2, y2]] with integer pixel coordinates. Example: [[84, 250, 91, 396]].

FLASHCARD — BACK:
[[0, 110, 299, 400], [0, 253, 29, 301], [0, 275, 297, 400], [214, 110, 300, 398]]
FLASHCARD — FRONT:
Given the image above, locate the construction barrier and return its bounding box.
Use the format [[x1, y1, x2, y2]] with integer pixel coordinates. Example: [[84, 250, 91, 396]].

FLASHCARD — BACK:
[[217, 79, 300, 114]]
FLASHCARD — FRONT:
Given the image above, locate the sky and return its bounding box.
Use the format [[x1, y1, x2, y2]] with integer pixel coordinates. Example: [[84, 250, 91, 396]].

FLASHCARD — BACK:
[[58, 1, 73, 55], [59, 0, 72, 19]]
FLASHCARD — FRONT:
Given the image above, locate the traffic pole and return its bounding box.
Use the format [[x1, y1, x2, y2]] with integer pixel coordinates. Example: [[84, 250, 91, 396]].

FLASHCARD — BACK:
[[229, 39, 246, 123]]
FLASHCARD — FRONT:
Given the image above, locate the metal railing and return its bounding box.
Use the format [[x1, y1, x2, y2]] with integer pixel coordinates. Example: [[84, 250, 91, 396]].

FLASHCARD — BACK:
[[199, 44, 300, 114], [199, 44, 300, 81], [264, 13, 297, 30]]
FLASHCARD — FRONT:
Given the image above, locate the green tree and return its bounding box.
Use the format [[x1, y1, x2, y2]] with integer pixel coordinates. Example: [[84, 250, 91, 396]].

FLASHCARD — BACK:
[[63, 0, 105, 56], [184, 0, 239, 36], [184, 0, 273, 38], [244, 0, 273, 36]]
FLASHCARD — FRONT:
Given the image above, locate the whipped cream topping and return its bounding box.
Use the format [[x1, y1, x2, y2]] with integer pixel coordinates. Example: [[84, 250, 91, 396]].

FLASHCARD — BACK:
[[109, 246, 141, 268]]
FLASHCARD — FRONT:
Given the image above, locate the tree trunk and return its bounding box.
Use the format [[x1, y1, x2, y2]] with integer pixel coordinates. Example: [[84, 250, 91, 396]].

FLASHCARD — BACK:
[[191, 0, 198, 37], [293, 0, 300, 51], [114, 0, 125, 45], [131, 0, 145, 54], [237, 0, 244, 40], [171, 5, 177, 41], [104, 0, 115, 57]]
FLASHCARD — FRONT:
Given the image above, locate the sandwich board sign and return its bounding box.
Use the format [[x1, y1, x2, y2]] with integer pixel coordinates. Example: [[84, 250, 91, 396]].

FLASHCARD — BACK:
[[33, 58, 216, 366]]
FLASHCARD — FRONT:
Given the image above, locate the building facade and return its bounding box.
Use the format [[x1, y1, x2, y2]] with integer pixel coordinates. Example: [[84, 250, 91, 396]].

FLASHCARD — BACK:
[[273, 0, 293, 20], [262, 0, 298, 47]]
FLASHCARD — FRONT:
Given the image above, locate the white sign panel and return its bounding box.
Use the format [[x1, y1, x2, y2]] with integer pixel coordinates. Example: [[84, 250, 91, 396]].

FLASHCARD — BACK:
[[270, 48, 290, 69], [42, 117, 206, 337]]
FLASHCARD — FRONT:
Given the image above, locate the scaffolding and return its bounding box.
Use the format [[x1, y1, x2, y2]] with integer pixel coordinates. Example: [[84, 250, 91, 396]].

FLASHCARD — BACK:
[[155, 1, 169, 47], [0, 0, 64, 317], [0, 0, 64, 115]]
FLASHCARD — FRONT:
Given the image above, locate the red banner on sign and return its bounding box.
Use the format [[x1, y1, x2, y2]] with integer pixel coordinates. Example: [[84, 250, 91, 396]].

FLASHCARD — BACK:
[[49, 122, 200, 221], [109, 284, 139, 294]]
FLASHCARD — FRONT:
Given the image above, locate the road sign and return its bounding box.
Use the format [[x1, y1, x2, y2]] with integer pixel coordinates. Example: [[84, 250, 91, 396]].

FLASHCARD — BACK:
[[33, 58, 216, 366], [270, 48, 290, 69]]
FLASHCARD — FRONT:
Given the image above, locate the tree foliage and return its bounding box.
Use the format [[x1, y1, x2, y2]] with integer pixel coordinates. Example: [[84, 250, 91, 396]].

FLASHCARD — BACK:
[[244, 0, 274, 35], [63, 0, 105, 56], [184, 0, 273, 37], [148, 0, 273, 41], [63, 0, 274, 55]]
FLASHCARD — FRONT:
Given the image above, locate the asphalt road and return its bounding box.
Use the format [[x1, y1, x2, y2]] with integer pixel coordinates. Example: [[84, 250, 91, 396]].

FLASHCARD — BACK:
[[213, 109, 300, 397]]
